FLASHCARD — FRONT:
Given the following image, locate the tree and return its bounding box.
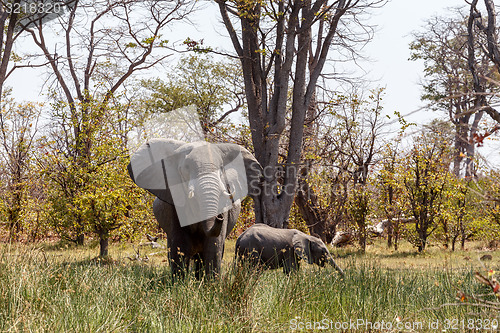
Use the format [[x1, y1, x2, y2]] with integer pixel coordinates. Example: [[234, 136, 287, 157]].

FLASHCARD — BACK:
[[466, 0, 500, 142], [141, 55, 244, 138], [437, 178, 480, 251], [377, 141, 407, 250], [25, 0, 194, 255], [0, 1, 65, 240], [0, 95, 40, 240], [292, 90, 384, 243], [403, 130, 451, 252], [216, 0, 383, 228], [294, 158, 351, 243], [0, 0, 37, 101], [410, 11, 497, 178], [481, 170, 500, 239], [39, 99, 154, 256]]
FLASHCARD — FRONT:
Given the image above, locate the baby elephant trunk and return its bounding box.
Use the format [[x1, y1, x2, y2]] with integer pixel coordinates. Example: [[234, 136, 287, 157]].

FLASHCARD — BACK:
[[327, 255, 345, 277]]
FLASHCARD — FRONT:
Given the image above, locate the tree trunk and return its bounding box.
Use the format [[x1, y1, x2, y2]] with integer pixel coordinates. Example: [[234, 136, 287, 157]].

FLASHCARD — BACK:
[[359, 226, 366, 253], [387, 218, 393, 248], [99, 234, 109, 257], [441, 217, 449, 249], [465, 111, 483, 178], [453, 118, 465, 177], [451, 235, 458, 251], [295, 85, 328, 238], [76, 233, 85, 246], [386, 184, 394, 249], [460, 235, 466, 250], [393, 222, 399, 251], [417, 223, 427, 252]]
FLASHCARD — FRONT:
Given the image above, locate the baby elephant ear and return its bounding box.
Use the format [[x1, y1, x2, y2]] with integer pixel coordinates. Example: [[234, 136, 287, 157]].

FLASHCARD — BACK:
[[127, 138, 185, 204], [292, 232, 313, 264]]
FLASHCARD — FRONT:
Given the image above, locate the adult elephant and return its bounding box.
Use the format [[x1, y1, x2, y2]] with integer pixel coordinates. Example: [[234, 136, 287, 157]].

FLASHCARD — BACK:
[[127, 139, 262, 279]]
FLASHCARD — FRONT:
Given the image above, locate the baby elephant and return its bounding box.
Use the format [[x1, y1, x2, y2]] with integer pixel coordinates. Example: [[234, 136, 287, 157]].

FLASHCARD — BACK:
[[235, 224, 344, 276]]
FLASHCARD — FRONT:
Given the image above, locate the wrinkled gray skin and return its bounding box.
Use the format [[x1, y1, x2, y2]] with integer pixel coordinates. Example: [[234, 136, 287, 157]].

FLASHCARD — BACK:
[[128, 139, 262, 279], [235, 224, 344, 276], [153, 198, 239, 279]]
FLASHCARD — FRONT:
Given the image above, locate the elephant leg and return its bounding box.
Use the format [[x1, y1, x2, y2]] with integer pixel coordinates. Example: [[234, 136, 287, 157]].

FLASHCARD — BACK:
[[283, 256, 299, 274], [202, 238, 223, 278], [282, 258, 291, 274]]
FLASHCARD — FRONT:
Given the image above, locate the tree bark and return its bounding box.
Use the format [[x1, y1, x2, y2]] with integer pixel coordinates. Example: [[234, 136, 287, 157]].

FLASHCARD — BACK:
[[76, 232, 85, 246], [99, 236, 109, 257]]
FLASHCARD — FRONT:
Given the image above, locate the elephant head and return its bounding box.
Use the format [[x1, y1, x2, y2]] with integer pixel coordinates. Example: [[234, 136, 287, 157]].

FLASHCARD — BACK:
[[128, 139, 262, 231], [293, 232, 345, 276]]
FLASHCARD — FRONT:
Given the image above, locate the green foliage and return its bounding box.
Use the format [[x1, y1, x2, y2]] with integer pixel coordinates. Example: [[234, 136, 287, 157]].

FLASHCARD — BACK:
[[480, 170, 500, 239], [140, 55, 243, 136], [183, 37, 212, 53], [435, 178, 484, 250], [229, 197, 255, 239], [376, 142, 408, 217], [390, 110, 417, 135], [403, 133, 452, 251], [287, 203, 309, 234], [40, 97, 155, 250], [0, 97, 41, 240], [347, 185, 371, 251]]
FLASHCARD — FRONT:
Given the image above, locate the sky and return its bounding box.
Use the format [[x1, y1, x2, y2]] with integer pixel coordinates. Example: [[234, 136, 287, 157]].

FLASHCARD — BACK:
[[8, 0, 500, 165], [361, 0, 464, 122]]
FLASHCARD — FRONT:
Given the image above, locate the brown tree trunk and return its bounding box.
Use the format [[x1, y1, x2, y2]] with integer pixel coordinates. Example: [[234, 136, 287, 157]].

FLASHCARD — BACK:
[[76, 234, 85, 246], [99, 233, 109, 257], [393, 221, 399, 251], [465, 111, 483, 178], [387, 218, 393, 248], [451, 235, 458, 252]]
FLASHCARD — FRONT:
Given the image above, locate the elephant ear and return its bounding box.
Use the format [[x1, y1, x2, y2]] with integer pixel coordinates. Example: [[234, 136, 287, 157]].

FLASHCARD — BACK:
[[216, 143, 263, 199], [127, 138, 186, 205], [292, 232, 313, 264]]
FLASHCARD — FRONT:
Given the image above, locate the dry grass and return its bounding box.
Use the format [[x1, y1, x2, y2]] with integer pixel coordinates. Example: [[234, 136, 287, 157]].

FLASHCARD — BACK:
[[0, 239, 498, 332]]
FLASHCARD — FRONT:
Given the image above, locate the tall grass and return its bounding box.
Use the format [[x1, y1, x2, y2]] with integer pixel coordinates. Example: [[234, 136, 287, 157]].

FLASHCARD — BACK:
[[0, 244, 496, 332]]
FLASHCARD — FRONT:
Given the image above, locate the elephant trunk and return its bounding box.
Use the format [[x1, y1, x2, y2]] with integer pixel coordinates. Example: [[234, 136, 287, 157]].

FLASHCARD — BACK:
[[328, 255, 345, 277], [197, 173, 224, 237], [202, 214, 224, 237]]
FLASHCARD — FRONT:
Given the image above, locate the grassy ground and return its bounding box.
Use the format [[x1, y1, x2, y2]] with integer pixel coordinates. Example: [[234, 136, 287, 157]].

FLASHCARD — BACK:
[[0, 239, 498, 332]]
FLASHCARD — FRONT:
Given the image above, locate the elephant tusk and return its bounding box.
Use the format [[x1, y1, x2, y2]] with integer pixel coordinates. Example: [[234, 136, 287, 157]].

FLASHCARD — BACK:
[[222, 183, 235, 196], [188, 183, 195, 199], [219, 168, 236, 202]]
